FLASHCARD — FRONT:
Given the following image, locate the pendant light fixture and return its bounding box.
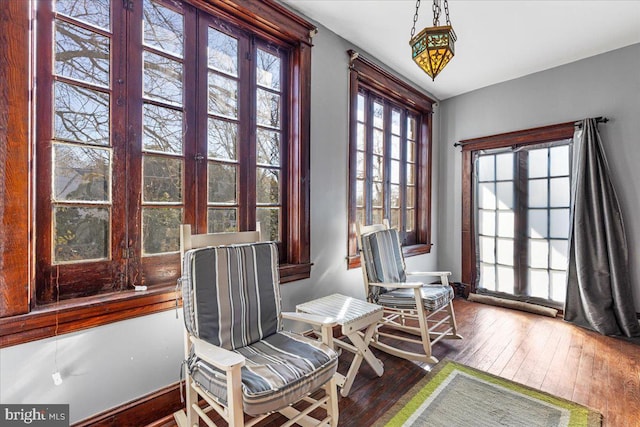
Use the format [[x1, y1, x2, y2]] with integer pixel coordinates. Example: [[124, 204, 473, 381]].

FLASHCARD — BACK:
[[409, 0, 457, 81]]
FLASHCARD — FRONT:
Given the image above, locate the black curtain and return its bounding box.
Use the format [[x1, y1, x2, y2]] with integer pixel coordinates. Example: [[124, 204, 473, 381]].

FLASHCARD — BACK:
[[564, 118, 640, 337]]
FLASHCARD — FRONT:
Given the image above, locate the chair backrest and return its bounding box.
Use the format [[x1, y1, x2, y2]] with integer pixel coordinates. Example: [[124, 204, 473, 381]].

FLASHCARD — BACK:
[[356, 220, 406, 302], [180, 224, 281, 350]]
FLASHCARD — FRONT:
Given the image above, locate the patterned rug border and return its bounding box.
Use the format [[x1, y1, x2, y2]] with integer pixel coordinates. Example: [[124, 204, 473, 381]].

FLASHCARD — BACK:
[[373, 360, 602, 427]]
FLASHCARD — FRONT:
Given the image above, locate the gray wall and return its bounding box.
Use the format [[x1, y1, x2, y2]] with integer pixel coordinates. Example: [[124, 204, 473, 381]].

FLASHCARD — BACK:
[[0, 22, 442, 424], [438, 43, 640, 311]]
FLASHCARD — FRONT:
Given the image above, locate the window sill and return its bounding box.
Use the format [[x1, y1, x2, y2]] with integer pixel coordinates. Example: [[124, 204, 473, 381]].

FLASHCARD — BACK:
[[346, 243, 433, 269], [0, 263, 312, 348]]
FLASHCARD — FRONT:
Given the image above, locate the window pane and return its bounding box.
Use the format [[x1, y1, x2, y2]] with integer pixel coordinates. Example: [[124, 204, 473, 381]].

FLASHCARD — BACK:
[[478, 183, 496, 210], [497, 211, 514, 238], [54, 82, 109, 145], [550, 239, 568, 270], [143, 0, 183, 57], [406, 209, 415, 231], [357, 123, 365, 151], [497, 265, 514, 294], [257, 167, 280, 204], [356, 179, 364, 206], [208, 27, 238, 76], [390, 160, 400, 184], [480, 263, 496, 291], [356, 152, 365, 179], [529, 209, 548, 238], [495, 153, 513, 181], [496, 181, 513, 209], [528, 179, 548, 208], [55, 20, 110, 87], [257, 129, 280, 166], [56, 0, 110, 30], [356, 208, 365, 226], [550, 271, 567, 303], [372, 155, 383, 181], [406, 163, 415, 185], [391, 135, 400, 159], [390, 184, 400, 208], [372, 182, 383, 207], [373, 101, 383, 129], [54, 207, 109, 263], [550, 145, 570, 176], [208, 163, 237, 203], [549, 177, 570, 207], [406, 186, 415, 209], [550, 208, 570, 238], [529, 239, 549, 268], [208, 208, 237, 233], [257, 49, 280, 90], [257, 207, 280, 241], [528, 148, 548, 178], [208, 73, 237, 117], [479, 236, 495, 263], [257, 89, 280, 128], [407, 141, 416, 162], [372, 208, 383, 225], [529, 269, 549, 298], [496, 238, 513, 266], [143, 156, 183, 202], [54, 144, 110, 201], [407, 116, 416, 141], [143, 104, 183, 154], [390, 208, 400, 229], [143, 51, 183, 105], [373, 129, 384, 155], [357, 94, 365, 122], [208, 118, 237, 160], [477, 155, 494, 181], [142, 207, 182, 254], [391, 110, 400, 135], [479, 210, 495, 236]]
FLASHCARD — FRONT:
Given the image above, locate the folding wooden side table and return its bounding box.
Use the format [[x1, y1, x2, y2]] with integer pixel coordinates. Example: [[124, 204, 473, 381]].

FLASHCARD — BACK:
[[296, 293, 384, 396]]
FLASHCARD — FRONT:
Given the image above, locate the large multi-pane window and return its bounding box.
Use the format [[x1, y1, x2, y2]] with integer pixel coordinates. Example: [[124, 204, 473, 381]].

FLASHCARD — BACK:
[[347, 52, 434, 267], [461, 123, 575, 308], [34, 0, 311, 304]]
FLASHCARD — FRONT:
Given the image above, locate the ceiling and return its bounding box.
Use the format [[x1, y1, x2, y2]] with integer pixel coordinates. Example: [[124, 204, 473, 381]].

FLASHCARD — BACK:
[[280, 1, 640, 100]]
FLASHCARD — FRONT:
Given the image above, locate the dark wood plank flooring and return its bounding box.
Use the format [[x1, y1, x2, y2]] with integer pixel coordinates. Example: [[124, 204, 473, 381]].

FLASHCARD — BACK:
[[154, 299, 640, 427]]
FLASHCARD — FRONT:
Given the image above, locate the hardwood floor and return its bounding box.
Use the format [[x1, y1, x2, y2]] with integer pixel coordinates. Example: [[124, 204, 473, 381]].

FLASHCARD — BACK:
[[154, 299, 640, 427]]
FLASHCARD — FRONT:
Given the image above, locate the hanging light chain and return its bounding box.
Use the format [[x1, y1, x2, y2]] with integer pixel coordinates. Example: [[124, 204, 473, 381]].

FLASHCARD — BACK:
[[444, 0, 451, 25], [410, 0, 421, 38], [432, 0, 441, 26]]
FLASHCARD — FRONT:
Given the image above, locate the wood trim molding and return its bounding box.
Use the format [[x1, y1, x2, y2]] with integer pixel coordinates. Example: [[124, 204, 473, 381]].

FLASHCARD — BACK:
[[72, 382, 183, 427]]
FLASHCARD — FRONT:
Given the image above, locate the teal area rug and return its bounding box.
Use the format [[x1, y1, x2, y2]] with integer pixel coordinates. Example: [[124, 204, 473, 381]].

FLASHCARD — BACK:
[[374, 360, 602, 427]]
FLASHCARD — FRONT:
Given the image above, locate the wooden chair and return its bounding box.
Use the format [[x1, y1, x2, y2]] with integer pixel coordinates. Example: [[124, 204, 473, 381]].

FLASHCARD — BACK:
[[356, 220, 462, 364], [174, 224, 339, 427]]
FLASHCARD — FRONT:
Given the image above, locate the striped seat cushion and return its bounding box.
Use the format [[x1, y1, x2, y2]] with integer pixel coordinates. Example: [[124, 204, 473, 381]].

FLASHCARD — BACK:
[[189, 331, 338, 415], [378, 284, 454, 311], [360, 228, 406, 302], [181, 242, 280, 350]]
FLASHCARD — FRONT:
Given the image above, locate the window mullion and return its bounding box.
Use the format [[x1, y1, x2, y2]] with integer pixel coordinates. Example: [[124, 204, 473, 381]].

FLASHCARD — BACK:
[[514, 151, 529, 296]]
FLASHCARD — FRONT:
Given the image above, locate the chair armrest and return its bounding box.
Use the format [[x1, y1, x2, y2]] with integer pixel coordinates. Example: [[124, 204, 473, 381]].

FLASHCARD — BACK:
[[282, 311, 337, 328], [406, 271, 451, 277], [369, 281, 424, 289], [190, 336, 245, 371]]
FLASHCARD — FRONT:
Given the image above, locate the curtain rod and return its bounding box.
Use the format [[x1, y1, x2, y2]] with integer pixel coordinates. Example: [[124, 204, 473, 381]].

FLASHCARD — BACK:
[[575, 116, 609, 127], [453, 117, 610, 148]]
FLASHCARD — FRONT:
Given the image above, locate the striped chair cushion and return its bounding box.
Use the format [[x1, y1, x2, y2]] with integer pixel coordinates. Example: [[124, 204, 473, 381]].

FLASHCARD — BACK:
[[189, 330, 338, 415], [378, 284, 454, 311], [360, 228, 406, 301], [181, 242, 281, 350]]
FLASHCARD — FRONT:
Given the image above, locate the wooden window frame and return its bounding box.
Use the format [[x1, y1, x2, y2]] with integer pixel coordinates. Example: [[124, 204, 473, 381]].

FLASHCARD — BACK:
[[346, 50, 435, 268], [459, 122, 575, 294], [0, 0, 316, 348]]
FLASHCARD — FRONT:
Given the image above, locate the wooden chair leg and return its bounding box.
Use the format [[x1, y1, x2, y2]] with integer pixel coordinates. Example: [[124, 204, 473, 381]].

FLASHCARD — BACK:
[[413, 288, 438, 364]]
